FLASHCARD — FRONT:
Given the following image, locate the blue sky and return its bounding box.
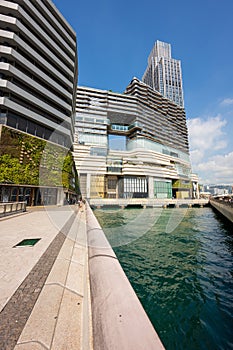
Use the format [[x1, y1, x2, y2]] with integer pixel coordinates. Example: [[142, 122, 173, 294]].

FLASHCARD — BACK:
[[53, 0, 233, 185]]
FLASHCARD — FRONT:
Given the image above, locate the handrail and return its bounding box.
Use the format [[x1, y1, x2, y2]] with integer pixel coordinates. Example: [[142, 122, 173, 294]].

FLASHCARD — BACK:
[[86, 202, 165, 350], [0, 201, 27, 217], [210, 197, 233, 208]]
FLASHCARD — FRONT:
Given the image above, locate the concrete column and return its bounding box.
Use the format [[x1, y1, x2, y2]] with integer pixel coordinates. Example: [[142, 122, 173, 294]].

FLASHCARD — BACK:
[[86, 173, 91, 199], [148, 177, 154, 199], [56, 187, 65, 206]]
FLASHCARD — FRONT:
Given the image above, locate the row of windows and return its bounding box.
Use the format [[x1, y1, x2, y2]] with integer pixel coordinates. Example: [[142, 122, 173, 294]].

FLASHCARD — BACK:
[[11, 77, 70, 117], [76, 116, 108, 124], [15, 56, 71, 100], [78, 133, 107, 146], [5, 0, 75, 43], [19, 2, 75, 61], [0, 113, 70, 147], [7, 93, 70, 128], [17, 30, 72, 82], [123, 177, 147, 193], [39, 0, 76, 41], [17, 15, 74, 72], [77, 128, 106, 135]]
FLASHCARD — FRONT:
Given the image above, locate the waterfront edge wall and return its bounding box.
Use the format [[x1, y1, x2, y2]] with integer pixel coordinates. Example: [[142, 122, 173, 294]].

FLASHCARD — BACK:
[[86, 203, 165, 350], [210, 199, 233, 223]]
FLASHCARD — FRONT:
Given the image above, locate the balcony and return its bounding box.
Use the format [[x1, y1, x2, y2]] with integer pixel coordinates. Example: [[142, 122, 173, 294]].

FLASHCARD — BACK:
[[108, 122, 143, 135]]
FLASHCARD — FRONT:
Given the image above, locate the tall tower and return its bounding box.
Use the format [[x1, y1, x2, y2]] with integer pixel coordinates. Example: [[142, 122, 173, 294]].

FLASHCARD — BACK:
[[142, 40, 184, 107]]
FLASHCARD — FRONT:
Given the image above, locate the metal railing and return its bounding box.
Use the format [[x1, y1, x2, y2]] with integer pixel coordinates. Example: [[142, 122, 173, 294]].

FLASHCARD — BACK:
[[0, 201, 27, 217], [210, 197, 233, 208]]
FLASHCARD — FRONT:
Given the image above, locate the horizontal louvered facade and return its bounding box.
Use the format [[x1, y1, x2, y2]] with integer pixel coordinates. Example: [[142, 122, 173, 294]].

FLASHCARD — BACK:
[[0, 0, 77, 148], [74, 81, 198, 200], [125, 77, 189, 154]]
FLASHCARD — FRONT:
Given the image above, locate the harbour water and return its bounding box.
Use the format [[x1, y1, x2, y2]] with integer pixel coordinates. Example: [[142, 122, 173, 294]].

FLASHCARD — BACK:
[[94, 207, 233, 350]]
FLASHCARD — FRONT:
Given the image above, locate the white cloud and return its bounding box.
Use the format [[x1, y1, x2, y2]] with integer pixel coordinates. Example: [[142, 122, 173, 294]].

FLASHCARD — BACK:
[[189, 149, 204, 163], [187, 115, 232, 184], [220, 98, 233, 106], [194, 152, 233, 184], [187, 115, 227, 154]]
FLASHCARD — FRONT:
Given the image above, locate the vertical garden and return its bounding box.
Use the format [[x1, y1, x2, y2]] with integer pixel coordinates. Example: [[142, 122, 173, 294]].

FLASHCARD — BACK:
[[0, 126, 78, 192]]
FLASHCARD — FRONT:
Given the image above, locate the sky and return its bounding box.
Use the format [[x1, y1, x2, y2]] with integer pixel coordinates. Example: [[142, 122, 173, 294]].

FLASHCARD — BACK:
[[53, 0, 233, 185]]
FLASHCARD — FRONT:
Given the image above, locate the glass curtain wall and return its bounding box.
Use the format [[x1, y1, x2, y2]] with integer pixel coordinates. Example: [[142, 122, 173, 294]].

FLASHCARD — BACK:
[[154, 180, 172, 198]]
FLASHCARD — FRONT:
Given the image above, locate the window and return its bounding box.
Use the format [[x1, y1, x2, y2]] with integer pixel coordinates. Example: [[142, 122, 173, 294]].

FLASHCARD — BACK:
[[154, 181, 172, 199]]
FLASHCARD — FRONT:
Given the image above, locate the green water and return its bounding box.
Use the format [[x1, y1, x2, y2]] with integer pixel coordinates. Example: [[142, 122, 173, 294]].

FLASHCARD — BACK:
[[94, 207, 233, 350]]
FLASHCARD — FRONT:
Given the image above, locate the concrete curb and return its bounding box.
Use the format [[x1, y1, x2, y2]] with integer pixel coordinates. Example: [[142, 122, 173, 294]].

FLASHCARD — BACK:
[[86, 203, 165, 350]]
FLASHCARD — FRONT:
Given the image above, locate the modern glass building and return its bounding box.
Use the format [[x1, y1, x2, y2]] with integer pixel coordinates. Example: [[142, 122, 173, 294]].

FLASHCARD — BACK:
[[0, 0, 78, 205], [142, 40, 184, 107], [74, 79, 198, 200]]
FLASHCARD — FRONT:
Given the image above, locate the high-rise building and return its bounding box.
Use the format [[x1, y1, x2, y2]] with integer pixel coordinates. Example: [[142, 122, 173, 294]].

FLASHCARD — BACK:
[[142, 40, 184, 107], [0, 0, 78, 205]]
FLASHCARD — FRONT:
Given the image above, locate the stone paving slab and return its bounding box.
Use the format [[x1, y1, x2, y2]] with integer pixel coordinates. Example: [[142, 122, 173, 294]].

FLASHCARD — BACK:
[[50, 290, 83, 350], [0, 207, 75, 313], [0, 207, 78, 350], [14, 208, 93, 350]]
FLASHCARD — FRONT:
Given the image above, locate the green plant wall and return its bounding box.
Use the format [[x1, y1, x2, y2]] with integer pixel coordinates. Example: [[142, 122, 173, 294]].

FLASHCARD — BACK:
[[0, 126, 78, 191]]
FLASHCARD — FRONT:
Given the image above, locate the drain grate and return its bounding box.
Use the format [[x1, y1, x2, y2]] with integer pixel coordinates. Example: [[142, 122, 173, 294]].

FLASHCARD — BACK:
[[14, 238, 41, 247]]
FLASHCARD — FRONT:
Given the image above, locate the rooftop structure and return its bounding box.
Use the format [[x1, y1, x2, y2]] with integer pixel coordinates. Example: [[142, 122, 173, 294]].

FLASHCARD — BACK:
[[142, 40, 184, 107]]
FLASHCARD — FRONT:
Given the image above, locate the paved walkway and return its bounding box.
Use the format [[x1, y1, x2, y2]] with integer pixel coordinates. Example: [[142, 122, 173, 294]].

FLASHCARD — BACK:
[[0, 206, 92, 350]]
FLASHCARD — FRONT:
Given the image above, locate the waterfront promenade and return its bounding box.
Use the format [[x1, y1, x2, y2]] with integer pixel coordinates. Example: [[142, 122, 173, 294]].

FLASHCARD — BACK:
[[90, 198, 209, 208], [0, 205, 92, 349], [0, 204, 164, 350], [210, 197, 233, 223]]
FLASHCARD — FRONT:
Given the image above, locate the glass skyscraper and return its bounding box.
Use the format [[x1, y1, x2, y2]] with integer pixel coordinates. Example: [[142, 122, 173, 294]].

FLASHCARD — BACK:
[[142, 40, 184, 107]]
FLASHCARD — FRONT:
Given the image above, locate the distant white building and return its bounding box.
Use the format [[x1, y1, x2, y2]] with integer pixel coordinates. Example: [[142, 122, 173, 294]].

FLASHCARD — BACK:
[[204, 185, 232, 195]]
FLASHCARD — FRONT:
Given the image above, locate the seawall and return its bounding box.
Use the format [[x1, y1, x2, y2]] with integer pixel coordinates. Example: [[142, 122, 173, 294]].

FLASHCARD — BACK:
[[210, 198, 233, 223], [90, 198, 209, 209], [86, 202, 165, 349]]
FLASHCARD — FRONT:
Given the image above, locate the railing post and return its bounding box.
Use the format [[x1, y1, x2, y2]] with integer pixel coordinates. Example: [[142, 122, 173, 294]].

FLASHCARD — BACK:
[[0, 201, 27, 217]]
